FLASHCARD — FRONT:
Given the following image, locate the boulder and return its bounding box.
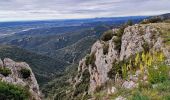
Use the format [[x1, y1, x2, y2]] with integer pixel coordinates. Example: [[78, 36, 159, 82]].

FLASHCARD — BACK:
[[107, 86, 117, 95], [115, 96, 127, 100], [122, 81, 137, 89]]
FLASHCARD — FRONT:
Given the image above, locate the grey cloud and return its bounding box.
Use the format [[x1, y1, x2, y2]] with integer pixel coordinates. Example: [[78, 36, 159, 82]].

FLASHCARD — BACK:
[[0, 0, 170, 21]]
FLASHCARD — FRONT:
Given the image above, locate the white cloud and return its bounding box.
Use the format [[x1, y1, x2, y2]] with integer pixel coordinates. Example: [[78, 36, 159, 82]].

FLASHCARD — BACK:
[[0, 0, 170, 21]]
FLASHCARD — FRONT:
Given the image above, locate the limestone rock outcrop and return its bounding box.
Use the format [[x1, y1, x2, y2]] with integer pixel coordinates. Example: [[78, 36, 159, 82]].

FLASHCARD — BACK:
[[0, 58, 41, 100], [74, 24, 169, 94]]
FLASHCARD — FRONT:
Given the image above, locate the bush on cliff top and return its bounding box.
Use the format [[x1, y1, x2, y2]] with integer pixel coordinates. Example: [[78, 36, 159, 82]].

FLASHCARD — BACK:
[[100, 30, 113, 41], [0, 81, 30, 100], [112, 26, 125, 52], [20, 68, 31, 79], [0, 67, 11, 77]]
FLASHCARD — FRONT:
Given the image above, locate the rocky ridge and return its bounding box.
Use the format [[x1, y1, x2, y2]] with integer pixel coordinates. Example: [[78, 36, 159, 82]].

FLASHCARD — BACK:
[[74, 24, 170, 97], [0, 58, 41, 100]]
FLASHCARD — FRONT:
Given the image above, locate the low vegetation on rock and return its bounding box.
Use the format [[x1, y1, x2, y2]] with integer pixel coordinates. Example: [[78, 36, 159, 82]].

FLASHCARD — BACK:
[[72, 19, 170, 100], [85, 53, 96, 66], [102, 43, 109, 55], [20, 68, 31, 79], [0, 81, 30, 100], [0, 58, 41, 100], [73, 69, 91, 99], [100, 30, 113, 41], [0, 67, 11, 77], [94, 51, 170, 100]]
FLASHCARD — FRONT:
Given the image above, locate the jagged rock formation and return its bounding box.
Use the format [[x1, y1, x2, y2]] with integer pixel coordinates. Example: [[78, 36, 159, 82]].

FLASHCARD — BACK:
[[0, 58, 41, 100], [74, 24, 170, 95], [120, 25, 168, 60]]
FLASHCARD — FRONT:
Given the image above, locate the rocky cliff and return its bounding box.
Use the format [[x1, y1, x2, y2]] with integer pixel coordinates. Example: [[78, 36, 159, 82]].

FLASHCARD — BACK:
[[73, 23, 170, 98], [0, 58, 41, 100]]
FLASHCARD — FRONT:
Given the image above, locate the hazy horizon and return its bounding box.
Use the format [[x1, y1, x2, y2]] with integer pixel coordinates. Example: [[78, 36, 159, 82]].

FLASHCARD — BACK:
[[0, 0, 170, 21], [0, 15, 149, 23]]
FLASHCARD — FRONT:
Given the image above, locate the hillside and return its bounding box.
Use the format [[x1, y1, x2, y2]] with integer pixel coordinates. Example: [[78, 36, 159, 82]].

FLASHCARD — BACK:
[[0, 17, 145, 62], [50, 19, 170, 99], [53, 36, 97, 63], [0, 45, 68, 85], [0, 20, 126, 86], [1, 16, 166, 100], [159, 13, 170, 20], [0, 25, 111, 58]]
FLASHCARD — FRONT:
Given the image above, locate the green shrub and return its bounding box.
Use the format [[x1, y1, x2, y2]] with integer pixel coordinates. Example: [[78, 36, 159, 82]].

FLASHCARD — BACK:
[[131, 91, 149, 100], [85, 55, 91, 66], [108, 59, 132, 79], [125, 20, 133, 26], [54, 91, 66, 100], [142, 41, 150, 53], [112, 26, 125, 51], [163, 95, 170, 100], [100, 30, 113, 41], [148, 63, 169, 84], [0, 67, 11, 77], [74, 69, 90, 97], [20, 68, 31, 79], [103, 43, 109, 55], [74, 83, 88, 97], [85, 53, 96, 66], [82, 69, 90, 83], [95, 86, 103, 93], [0, 81, 30, 100], [154, 80, 170, 92], [113, 36, 122, 51], [82, 94, 91, 100], [114, 26, 125, 37], [108, 61, 124, 79]]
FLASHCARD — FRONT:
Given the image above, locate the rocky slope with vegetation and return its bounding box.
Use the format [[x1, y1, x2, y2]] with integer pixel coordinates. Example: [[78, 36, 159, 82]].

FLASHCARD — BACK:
[[0, 17, 145, 99], [0, 58, 41, 100], [0, 14, 169, 100], [0, 45, 68, 85], [71, 19, 170, 99]]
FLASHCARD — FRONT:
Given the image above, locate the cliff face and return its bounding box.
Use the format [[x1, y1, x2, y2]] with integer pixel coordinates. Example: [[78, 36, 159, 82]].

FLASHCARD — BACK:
[[120, 25, 167, 60], [74, 24, 170, 94], [0, 58, 41, 100]]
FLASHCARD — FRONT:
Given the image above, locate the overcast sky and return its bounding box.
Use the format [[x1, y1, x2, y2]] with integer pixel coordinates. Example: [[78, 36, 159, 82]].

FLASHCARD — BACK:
[[0, 0, 170, 21]]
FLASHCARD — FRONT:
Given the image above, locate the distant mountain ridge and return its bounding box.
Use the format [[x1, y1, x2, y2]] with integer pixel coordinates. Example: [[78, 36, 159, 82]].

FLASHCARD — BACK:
[[0, 16, 147, 27], [158, 13, 170, 19]]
